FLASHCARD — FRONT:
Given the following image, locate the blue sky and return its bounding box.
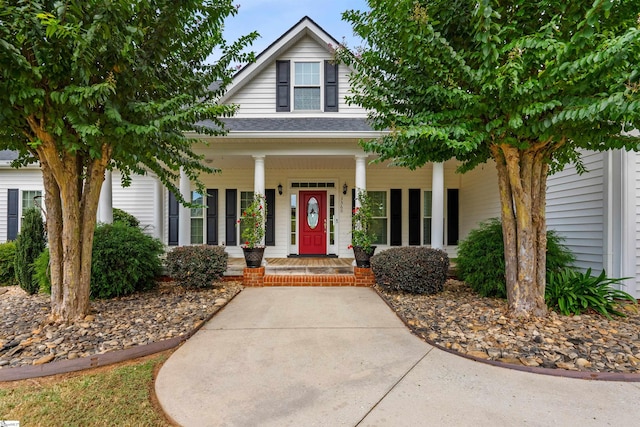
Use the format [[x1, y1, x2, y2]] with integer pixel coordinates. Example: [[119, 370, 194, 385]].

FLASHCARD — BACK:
[[222, 0, 370, 59]]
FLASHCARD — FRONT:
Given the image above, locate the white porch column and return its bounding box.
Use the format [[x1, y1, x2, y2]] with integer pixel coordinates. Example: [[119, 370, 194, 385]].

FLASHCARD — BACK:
[[620, 150, 637, 297], [98, 170, 113, 224], [431, 162, 444, 249], [153, 177, 164, 241], [178, 167, 191, 246], [253, 155, 265, 197], [355, 155, 367, 207]]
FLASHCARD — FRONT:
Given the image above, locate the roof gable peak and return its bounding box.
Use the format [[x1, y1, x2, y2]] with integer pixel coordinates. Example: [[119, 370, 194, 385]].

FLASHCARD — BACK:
[[221, 16, 341, 102]]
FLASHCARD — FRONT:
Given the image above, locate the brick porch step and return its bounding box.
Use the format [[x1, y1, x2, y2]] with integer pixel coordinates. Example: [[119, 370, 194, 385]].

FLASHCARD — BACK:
[[264, 274, 355, 286], [242, 266, 375, 287]]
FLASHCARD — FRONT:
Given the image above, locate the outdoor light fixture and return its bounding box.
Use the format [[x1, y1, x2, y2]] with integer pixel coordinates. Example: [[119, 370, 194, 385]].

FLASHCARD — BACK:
[[278, 183, 283, 195], [343, 183, 348, 195]]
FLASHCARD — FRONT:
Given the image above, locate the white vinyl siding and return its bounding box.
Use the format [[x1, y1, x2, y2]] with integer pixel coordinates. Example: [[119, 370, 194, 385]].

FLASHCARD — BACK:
[[111, 172, 157, 235], [459, 161, 500, 241], [547, 152, 605, 272]]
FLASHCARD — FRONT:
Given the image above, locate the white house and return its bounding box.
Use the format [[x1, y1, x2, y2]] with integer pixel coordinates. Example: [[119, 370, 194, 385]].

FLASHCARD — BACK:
[[4, 16, 636, 297], [1, 17, 499, 258]]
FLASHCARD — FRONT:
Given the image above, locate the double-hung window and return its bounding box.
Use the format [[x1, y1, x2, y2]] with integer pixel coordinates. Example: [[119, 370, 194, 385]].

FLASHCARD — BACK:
[[22, 190, 42, 212], [368, 191, 388, 245], [239, 191, 255, 244], [294, 62, 320, 110], [190, 191, 204, 244], [423, 191, 432, 245]]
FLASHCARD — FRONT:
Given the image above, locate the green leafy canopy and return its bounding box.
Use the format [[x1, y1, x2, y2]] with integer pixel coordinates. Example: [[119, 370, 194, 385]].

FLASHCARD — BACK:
[[0, 0, 258, 197], [338, 0, 640, 172]]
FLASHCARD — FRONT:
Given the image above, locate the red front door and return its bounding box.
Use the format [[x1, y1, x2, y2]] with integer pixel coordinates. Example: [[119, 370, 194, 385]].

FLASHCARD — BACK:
[[299, 191, 327, 255]]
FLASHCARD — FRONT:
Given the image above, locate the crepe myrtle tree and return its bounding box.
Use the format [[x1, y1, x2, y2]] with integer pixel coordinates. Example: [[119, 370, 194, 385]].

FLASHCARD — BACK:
[[0, 0, 258, 322], [337, 0, 640, 317]]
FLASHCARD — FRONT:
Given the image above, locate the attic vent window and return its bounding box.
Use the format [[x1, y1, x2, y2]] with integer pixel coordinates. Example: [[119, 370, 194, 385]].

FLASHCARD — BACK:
[[294, 62, 320, 110]]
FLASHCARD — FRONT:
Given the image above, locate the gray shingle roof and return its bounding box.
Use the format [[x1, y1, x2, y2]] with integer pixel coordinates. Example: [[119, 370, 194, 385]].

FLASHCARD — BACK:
[[0, 150, 18, 161], [198, 117, 375, 133]]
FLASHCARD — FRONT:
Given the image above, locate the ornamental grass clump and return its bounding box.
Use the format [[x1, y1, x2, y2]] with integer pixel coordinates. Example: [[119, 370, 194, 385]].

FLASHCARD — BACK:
[[372, 247, 449, 294], [237, 193, 266, 248], [545, 268, 637, 320]]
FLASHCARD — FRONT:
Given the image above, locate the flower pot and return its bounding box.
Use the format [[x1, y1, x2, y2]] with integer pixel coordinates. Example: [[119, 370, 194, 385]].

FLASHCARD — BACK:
[[352, 246, 376, 268], [242, 246, 265, 268]]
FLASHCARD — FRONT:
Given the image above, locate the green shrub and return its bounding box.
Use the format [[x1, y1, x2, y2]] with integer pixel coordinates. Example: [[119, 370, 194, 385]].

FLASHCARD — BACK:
[[546, 268, 637, 319], [0, 241, 18, 286], [112, 208, 140, 228], [456, 218, 575, 298], [371, 247, 449, 295], [165, 245, 228, 288], [14, 207, 46, 294], [91, 222, 164, 299], [32, 248, 51, 293]]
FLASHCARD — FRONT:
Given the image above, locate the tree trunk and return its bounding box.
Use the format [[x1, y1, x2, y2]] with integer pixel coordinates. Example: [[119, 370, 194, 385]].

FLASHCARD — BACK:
[[492, 143, 548, 318], [29, 117, 109, 322]]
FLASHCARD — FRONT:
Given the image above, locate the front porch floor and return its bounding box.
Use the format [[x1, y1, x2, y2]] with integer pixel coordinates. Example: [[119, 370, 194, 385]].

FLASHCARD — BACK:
[[226, 257, 356, 276]]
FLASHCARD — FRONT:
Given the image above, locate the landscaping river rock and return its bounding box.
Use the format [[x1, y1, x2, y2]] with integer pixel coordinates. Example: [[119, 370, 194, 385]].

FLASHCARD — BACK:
[[0, 282, 241, 369], [377, 280, 640, 374], [1, 279, 639, 374]]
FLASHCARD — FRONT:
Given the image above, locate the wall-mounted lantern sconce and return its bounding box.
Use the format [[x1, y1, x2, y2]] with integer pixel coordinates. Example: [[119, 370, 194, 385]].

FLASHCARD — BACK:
[[278, 183, 283, 195], [342, 183, 348, 195]]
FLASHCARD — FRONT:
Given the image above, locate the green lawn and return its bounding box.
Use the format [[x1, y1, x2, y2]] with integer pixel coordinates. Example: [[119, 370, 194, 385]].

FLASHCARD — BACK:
[[0, 354, 173, 426]]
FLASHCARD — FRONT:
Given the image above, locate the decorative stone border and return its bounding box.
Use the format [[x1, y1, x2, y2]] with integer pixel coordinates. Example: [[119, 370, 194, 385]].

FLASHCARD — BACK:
[[0, 289, 243, 382], [374, 288, 640, 382]]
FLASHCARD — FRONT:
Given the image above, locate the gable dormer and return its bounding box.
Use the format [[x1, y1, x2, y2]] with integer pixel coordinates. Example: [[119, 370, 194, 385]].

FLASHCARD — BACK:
[[275, 59, 338, 113], [221, 16, 365, 118]]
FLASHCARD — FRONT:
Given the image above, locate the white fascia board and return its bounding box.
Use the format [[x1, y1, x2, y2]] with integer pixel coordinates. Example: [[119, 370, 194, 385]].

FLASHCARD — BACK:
[[185, 130, 385, 140]]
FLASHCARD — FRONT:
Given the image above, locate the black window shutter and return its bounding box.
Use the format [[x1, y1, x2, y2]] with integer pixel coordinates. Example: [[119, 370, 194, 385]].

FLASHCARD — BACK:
[[265, 189, 275, 246], [7, 189, 18, 241], [324, 60, 338, 112], [276, 60, 290, 112], [225, 189, 237, 246], [408, 189, 421, 245], [206, 189, 218, 245], [447, 189, 459, 245], [390, 189, 402, 246], [168, 191, 179, 246]]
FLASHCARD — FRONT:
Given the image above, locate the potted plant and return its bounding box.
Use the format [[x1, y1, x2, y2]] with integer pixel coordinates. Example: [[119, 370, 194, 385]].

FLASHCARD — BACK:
[[237, 193, 266, 268], [349, 189, 377, 267]]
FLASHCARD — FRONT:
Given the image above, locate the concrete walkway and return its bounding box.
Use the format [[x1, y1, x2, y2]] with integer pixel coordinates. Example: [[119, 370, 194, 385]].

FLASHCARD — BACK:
[[155, 287, 640, 426]]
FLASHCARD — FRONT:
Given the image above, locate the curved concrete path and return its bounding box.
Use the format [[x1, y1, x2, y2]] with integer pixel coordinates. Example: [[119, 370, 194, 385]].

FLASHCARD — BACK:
[[156, 287, 640, 426]]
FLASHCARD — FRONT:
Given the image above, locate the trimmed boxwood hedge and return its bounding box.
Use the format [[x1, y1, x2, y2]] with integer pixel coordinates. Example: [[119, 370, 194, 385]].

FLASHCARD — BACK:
[[371, 247, 449, 294], [165, 245, 228, 288]]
